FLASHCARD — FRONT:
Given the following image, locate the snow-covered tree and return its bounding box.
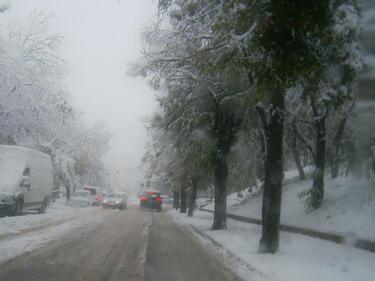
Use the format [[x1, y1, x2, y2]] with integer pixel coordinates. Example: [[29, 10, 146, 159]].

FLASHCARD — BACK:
[[136, 0, 362, 254], [134, 0, 251, 228], [0, 12, 111, 198], [285, 1, 362, 210]]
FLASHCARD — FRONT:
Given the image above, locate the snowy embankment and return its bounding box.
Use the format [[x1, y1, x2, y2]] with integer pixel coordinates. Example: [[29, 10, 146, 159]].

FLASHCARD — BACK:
[[0, 200, 108, 263], [170, 171, 375, 281], [170, 210, 375, 281], [204, 170, 375, 241], [228, 175, 375, 241], [202, 166, 314, 210]]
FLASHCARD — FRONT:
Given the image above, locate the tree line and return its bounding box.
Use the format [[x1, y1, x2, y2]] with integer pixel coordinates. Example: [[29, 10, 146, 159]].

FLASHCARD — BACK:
[[0, 10, 111, 197], [133, 0, 364, 253]]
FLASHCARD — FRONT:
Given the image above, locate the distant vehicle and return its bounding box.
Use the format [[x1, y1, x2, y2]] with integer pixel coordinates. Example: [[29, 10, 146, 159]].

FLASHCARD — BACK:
[[140, 189, 162, 211], [0, 145, 53, 216], [161, 195, 173, 204], [83, 186, 103, 206], [68, 190, 93, 207], [101, 192, 127, 210]]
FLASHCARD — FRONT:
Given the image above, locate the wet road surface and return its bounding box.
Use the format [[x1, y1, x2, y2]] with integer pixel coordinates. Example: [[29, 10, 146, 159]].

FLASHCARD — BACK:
[[0, 206, 238, 281]]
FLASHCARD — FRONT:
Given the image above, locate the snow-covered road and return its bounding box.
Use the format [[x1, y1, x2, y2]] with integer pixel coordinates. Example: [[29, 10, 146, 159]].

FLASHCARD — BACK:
[[0, 205, 240, 281], [2, 193, 374, 281]]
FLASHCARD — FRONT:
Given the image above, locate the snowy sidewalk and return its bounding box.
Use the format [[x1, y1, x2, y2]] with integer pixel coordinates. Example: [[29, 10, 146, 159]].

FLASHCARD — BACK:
[[200, 208, 375, 253], [0, 200, 109, 264], [169, 210, 375, 281]]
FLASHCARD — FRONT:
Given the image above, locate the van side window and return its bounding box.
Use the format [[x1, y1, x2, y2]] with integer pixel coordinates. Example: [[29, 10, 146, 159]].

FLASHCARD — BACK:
[[23, 167, 30, 176]]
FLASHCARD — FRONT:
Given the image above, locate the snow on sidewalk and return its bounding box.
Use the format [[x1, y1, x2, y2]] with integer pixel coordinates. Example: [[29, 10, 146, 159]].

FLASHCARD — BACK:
[[169, 210, 375, 281], [0, 200, 109, 263], [0, 200, 90, 236]]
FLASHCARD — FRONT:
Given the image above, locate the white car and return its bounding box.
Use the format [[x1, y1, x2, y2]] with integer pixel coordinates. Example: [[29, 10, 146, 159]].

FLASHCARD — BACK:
[[101, 193, 128, 210], [0, 145, 53, 216], [68, 190, 94, 207]]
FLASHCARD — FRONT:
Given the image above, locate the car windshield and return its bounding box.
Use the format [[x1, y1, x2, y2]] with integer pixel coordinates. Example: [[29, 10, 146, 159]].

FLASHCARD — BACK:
[[0, 2, 373, 281], [106, 194, 123, 198], [144, 192, 160, 197]]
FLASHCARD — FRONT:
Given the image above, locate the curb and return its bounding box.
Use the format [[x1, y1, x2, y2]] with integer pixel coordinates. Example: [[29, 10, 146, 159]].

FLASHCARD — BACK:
[[199, 209, 375, 253], [189, 225, 271, 281]]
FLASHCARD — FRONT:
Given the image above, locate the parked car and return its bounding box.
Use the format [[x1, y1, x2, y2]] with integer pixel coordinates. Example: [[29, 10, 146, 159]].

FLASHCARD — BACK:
[[83, 186, 104, 206], [0, 145, 53, 216], [140, 189, 162, 211], [101, 192, 127, 210], [68, 190, 93, 207]]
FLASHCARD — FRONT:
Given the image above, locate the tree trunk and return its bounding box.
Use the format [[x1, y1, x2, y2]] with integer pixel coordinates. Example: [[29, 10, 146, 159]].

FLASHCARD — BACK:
[[256, 106, 268, 185], [173, 191, 180, 210], [309, 116, 327, 210], [188, 180, 198, 217], [65, 183, 71, 202], [259, 87, 284, 254], [330, 156, 339, 179], [180, 187, 187, 213], [212, 156, 228, 230], [292, 124, 305, 180], [330, 116, 348, 178]]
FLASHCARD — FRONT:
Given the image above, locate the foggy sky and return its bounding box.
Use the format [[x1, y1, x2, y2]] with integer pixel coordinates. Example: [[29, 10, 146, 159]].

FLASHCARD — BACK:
[[2, 0, 158, 170]]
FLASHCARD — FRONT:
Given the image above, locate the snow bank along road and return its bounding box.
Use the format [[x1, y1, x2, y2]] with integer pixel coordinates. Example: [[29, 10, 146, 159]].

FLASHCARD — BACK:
[[0, 206, 240, 281]]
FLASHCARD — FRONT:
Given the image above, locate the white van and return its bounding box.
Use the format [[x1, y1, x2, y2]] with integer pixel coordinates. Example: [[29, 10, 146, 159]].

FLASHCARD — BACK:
[[0, 145, 53, 216]]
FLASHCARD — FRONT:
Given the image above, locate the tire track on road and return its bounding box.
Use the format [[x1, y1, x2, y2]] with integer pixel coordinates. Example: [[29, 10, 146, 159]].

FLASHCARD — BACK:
[[0, 207, 151, 281]]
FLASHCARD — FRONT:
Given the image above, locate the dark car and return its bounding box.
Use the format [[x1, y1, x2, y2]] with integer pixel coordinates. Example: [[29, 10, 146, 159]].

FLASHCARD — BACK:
[[140, 189, 162, 211]]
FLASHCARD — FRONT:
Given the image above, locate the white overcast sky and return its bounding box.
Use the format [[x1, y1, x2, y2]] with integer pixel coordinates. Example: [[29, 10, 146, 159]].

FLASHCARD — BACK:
[[2, 0, 158, 170]]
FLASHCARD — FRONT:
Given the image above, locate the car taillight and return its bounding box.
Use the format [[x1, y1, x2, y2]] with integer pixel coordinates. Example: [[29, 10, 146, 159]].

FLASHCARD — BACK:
[[155, 198, 162, 202], [149, 191, 156, 194], [140, 196, 147, 201]]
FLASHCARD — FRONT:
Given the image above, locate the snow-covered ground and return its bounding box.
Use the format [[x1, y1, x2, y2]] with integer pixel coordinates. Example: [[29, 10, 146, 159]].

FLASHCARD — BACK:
[[228, 176, 375, 241], [205, 171, 375, 241], [169, 207, 375, 281], [0, 200, 109, 263], [169, 172, 375, 281], [205, 166, 314, 210]]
